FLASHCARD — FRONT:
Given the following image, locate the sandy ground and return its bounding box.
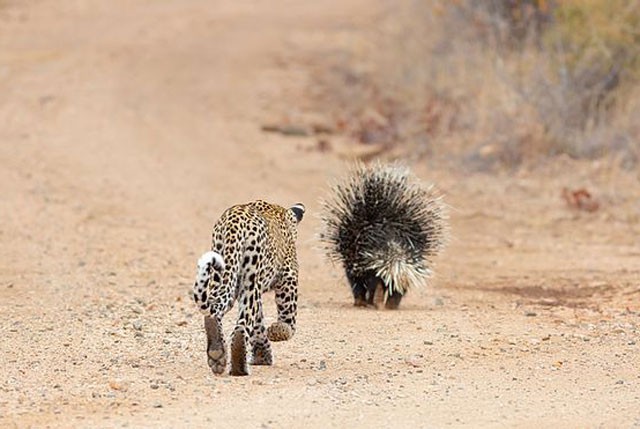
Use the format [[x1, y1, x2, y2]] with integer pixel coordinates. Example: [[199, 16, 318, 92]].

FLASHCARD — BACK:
[[1, 1, 639, 428]]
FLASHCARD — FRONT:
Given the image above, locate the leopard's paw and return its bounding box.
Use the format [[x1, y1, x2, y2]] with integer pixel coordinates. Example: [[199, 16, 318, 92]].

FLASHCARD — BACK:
[[251, 342, 273, 366], [267, 321, 293, 342]]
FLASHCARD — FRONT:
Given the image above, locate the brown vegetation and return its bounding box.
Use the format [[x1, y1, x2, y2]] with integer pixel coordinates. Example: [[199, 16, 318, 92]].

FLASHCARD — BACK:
[[313, 0, 640, 171]]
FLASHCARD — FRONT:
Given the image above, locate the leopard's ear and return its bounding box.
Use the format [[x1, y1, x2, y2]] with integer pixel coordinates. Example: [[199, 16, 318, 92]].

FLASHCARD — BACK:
[[290, 203, 305, 223]]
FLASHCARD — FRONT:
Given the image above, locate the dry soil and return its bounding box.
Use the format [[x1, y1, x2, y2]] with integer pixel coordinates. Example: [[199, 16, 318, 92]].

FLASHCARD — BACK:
[[1, 1, 639, 428]]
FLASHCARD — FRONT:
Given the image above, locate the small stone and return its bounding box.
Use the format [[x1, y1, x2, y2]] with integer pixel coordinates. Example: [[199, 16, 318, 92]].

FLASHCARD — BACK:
[[150, 383, 159, 390], [432, 297, 444, 306], [524, 311, 537, 317], [405, 357, 422, 368], [153, 403, 163, 408], [615, 380, 624, 385], [317, 360, 327, 371], [424, 340, 433, 345], [132, 321, 142, 331], [109, 380, 128, 391], [307, 378, 318, 386]]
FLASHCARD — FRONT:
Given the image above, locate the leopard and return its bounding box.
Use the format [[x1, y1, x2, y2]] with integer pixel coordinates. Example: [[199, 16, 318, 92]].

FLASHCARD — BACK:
[[193, 200, 305, 376]]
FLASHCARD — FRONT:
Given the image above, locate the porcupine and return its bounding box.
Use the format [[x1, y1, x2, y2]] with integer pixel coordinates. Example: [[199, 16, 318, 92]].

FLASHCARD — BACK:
[[320, 162, 448, 309]]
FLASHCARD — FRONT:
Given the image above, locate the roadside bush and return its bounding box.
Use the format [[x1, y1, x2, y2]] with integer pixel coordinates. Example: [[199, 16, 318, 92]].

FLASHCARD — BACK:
[[315, 0, 640, 170]]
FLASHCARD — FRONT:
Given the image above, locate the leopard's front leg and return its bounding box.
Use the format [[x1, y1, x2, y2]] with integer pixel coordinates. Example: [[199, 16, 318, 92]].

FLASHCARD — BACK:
[[267, 265, 298, 342]]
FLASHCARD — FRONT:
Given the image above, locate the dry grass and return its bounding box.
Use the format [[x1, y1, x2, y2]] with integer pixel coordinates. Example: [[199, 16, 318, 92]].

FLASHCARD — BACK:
[[312, 0, 640, 171]]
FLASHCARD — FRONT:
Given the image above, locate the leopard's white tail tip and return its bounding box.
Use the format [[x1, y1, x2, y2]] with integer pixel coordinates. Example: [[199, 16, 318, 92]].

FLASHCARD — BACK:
[[198, 251, 225, 272], [193, 251, 225, 313]]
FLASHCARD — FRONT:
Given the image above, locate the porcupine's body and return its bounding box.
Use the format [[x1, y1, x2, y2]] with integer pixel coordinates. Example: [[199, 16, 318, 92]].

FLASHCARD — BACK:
[[320, 162, 448, 309]]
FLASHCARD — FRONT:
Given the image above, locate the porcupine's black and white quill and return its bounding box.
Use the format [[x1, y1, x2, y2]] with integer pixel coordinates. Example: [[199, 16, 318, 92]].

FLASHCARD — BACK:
[[320, 162, 448, 309]]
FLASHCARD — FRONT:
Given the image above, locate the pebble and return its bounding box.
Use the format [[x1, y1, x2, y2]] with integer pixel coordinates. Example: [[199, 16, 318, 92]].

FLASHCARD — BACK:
[[307, 378, 318, 386], [109, 380, 127, 391], [132, 321, 142, 331], [405, 357, 422, 367], [524, 311, 537, 317]]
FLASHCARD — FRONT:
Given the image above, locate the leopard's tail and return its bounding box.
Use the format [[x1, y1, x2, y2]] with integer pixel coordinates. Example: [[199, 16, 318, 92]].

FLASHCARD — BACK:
[[193, 251, 225, 314]]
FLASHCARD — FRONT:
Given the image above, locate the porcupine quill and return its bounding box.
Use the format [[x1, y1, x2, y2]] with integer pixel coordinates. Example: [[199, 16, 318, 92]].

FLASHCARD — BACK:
[[320, 162, 448, 309]]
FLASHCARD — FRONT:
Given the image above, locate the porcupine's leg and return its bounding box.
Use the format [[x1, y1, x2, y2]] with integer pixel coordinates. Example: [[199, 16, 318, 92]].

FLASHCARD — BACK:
[[268, 265, 298, 342], [250, 297, 272, 365], [364, 273, 402, 310], [384, 291, 403, 310], [347, 271, 368, 307], [363, 272, 385, 308]]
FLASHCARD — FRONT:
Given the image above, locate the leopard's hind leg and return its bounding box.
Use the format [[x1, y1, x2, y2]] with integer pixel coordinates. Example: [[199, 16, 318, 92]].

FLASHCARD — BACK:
[[230, 283, 261, 376], [204, 315, 226, 375], [250, 298, 272, 366], [205, 271, 237, 375]]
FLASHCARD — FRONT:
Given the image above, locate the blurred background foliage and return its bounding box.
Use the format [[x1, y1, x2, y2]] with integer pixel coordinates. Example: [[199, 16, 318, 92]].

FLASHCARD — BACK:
[[315, 0, 640, 171]]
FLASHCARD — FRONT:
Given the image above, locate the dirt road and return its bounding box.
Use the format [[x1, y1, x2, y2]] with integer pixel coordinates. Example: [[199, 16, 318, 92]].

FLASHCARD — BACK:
[[1, 1, 639, 428]]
